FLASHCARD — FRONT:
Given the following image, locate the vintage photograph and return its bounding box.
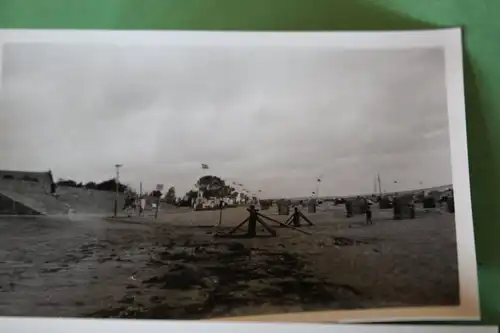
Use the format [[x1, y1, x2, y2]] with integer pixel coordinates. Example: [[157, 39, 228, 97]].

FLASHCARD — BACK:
[[0, 29, 477, 322]]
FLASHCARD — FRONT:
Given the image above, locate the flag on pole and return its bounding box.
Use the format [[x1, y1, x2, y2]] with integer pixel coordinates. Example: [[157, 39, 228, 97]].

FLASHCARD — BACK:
[[201, 164, 209, 169]]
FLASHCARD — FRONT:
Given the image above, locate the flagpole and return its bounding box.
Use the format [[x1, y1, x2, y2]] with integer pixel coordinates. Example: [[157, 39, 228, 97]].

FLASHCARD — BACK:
[[377, 173, 382, 197], [315, 176, 322, 199], [197, 163, 210, 208]]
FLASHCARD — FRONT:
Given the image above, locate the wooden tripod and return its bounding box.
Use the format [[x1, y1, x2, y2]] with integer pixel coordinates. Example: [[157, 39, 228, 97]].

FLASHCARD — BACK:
[[285, 207, 314, 227], [219, 205, 312, 238]]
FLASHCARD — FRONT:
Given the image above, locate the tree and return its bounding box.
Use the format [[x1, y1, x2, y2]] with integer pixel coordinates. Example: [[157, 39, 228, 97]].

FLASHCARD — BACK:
[[95, 178, 129, 193], [56, 179, 78, 187], [151, 190, 162, 198], [165, 186, 176, 204], [185, 190, 198, 200], [196, 175, 233, 199], [239, 192, 249, 203], [84, 181, 97, 189]]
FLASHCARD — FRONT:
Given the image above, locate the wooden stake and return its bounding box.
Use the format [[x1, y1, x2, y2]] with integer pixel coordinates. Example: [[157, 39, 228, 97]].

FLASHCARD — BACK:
[[247, 207, 257, 237], [256, 212, 312, 235], [299, 211, 314, 226], [227, 217, 250, 235], [256, 216, 277, 237]]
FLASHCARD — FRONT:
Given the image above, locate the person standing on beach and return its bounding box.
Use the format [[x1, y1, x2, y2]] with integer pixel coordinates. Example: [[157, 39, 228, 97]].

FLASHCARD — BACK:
[[139, 196, 146, 216], [392, 193, 401, 220], [345, 200, 353, 218], [409, 196, 416, 219], [365, 198, 373, 224]]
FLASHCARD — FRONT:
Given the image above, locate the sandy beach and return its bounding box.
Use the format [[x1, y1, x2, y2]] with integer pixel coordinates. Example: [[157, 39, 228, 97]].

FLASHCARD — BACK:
[[0, 203, 459, 319]]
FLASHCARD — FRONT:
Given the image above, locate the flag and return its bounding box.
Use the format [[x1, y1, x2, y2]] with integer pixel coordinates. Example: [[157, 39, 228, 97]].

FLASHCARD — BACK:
[[201, 164, 209, 169]]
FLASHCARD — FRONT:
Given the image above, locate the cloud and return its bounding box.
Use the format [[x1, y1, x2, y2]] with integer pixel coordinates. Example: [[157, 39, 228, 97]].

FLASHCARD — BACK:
[[0, 42, 451, 197]]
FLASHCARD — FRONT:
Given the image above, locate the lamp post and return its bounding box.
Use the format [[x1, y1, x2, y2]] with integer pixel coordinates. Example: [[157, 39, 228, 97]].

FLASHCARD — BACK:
[[315, 176, 322, 199], [113, 164, 122, 217]]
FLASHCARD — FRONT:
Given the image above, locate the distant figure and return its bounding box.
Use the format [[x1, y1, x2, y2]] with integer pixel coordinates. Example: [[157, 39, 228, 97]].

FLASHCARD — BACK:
[[123, 195, 134, 210], [345, 201, 353, 218], [123, 194, 136, 216], [409, 200, 416, 219], [393, 196, 401, 220], [140, 197, 146, 216], [364, 198, 373, 224]]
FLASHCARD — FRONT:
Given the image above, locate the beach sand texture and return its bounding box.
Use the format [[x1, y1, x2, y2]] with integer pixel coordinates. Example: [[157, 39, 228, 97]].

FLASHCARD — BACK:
[[0, 203, 458, 319]]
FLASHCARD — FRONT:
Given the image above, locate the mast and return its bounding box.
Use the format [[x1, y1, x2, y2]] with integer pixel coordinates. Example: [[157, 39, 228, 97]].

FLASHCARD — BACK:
[[316, 176, 322, 199], [377, 173, 382, 197]]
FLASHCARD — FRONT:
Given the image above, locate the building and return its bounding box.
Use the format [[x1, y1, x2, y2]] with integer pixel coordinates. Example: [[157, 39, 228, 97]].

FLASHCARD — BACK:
[[0, 169, 54, 194]]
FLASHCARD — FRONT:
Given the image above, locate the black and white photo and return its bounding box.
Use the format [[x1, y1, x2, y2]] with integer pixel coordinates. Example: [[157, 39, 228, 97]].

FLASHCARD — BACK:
[[0, 28, 478, 323]]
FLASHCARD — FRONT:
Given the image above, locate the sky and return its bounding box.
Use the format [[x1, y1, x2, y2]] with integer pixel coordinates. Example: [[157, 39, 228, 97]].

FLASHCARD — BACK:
[[0, 42, 452, 198]]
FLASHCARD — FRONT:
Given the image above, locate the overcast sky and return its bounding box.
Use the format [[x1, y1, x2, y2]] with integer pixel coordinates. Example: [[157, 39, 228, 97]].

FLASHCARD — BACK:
[[0, 42, 451, 198]]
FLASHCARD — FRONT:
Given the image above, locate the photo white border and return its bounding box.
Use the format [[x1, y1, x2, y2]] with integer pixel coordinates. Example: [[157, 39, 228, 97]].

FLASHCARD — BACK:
[[0, 28, 479, 325], [0, 318, 496, 333]]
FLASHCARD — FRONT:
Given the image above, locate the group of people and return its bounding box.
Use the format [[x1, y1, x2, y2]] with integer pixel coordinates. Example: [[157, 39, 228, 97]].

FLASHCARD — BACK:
[[123, 193, 146, 216]]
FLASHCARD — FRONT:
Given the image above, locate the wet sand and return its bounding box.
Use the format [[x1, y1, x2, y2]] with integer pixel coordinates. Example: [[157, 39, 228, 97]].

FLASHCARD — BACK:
[[0, 204, 459, 319]]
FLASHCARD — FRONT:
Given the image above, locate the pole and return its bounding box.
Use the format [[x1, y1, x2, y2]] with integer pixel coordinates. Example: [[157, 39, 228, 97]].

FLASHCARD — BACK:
[[216, 174, 228, 227], [113, 164, 122, 217], [138, 182, 143, 217], [154, 194, 160, 219], [377, 173, 382, 197], [196, 174, 204, 209], [316, 176, 321, 199], [217, 200, 224, 229]]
